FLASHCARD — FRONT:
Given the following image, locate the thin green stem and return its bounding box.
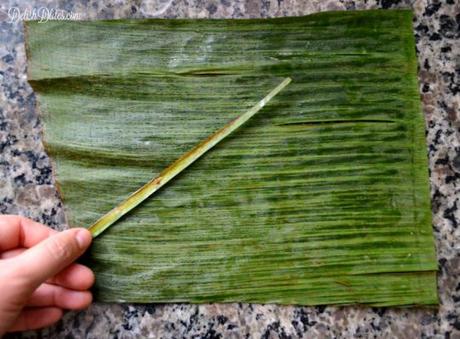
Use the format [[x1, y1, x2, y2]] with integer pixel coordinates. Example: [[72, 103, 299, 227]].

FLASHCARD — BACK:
[[88, 77, 291, 238]]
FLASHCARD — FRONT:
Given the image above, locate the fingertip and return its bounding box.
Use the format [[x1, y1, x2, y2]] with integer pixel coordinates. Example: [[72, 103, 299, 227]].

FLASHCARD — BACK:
[[74, 228, 92, 250], [51, 263, 95, 290], [62, 289, 93, 310], [59, 289, 93, 310], [85, 267, 96, 289], [78, 290, 93, 310], [76, 264, 96, 290], [49, 307, 64, 322], [37, 307, 64, 327]]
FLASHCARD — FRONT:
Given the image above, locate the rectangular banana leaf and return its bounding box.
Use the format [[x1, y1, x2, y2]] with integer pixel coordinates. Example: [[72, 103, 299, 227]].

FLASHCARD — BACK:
[[24, 9, 438, 306]]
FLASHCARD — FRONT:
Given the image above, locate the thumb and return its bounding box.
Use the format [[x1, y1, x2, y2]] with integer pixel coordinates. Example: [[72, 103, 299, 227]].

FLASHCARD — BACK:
[[12, 228, 92, 290]]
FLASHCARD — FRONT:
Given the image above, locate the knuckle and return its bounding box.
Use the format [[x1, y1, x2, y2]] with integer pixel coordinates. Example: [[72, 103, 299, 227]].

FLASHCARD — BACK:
[[44, 236, 75, 261]]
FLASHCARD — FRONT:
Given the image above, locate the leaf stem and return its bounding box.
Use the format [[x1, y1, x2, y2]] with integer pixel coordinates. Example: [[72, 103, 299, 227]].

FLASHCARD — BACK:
[[88, 77, 291, 237]]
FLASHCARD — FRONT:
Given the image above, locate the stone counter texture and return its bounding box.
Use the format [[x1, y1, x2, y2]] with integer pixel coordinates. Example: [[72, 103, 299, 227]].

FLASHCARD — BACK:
[[0, 0, 459, 338]]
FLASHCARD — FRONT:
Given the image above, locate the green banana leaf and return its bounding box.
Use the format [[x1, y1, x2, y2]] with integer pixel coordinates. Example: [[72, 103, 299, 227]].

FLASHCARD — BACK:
[[25, 9, 438, 306]]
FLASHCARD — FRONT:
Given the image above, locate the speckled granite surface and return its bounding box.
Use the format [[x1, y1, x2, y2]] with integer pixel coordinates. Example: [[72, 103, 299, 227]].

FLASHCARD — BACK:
[[0, 0, 459, 338]]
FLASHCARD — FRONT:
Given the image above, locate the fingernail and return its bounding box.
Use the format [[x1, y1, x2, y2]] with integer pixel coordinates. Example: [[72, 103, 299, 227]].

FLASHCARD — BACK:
[[76, 229, 92, 249]]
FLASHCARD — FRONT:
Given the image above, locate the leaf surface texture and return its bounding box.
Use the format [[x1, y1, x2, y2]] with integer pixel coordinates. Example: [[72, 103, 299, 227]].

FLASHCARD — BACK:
[[25, 10, 438, 306]]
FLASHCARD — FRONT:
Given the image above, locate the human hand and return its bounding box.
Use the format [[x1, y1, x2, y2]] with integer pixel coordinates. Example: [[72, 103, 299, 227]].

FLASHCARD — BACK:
[[0, 215, 94, 335]]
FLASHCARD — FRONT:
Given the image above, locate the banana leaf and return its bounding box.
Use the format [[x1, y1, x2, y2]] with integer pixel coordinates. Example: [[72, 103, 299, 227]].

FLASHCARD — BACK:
[[24, 9, 438, 306]]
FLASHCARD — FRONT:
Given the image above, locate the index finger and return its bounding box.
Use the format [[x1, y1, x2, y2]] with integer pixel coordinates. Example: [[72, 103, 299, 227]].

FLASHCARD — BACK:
[[0, 215, 57, 251]]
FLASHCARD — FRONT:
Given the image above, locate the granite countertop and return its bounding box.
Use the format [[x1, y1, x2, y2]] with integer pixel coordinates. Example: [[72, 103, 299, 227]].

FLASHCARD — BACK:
[[0, 0, 459, 338]]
